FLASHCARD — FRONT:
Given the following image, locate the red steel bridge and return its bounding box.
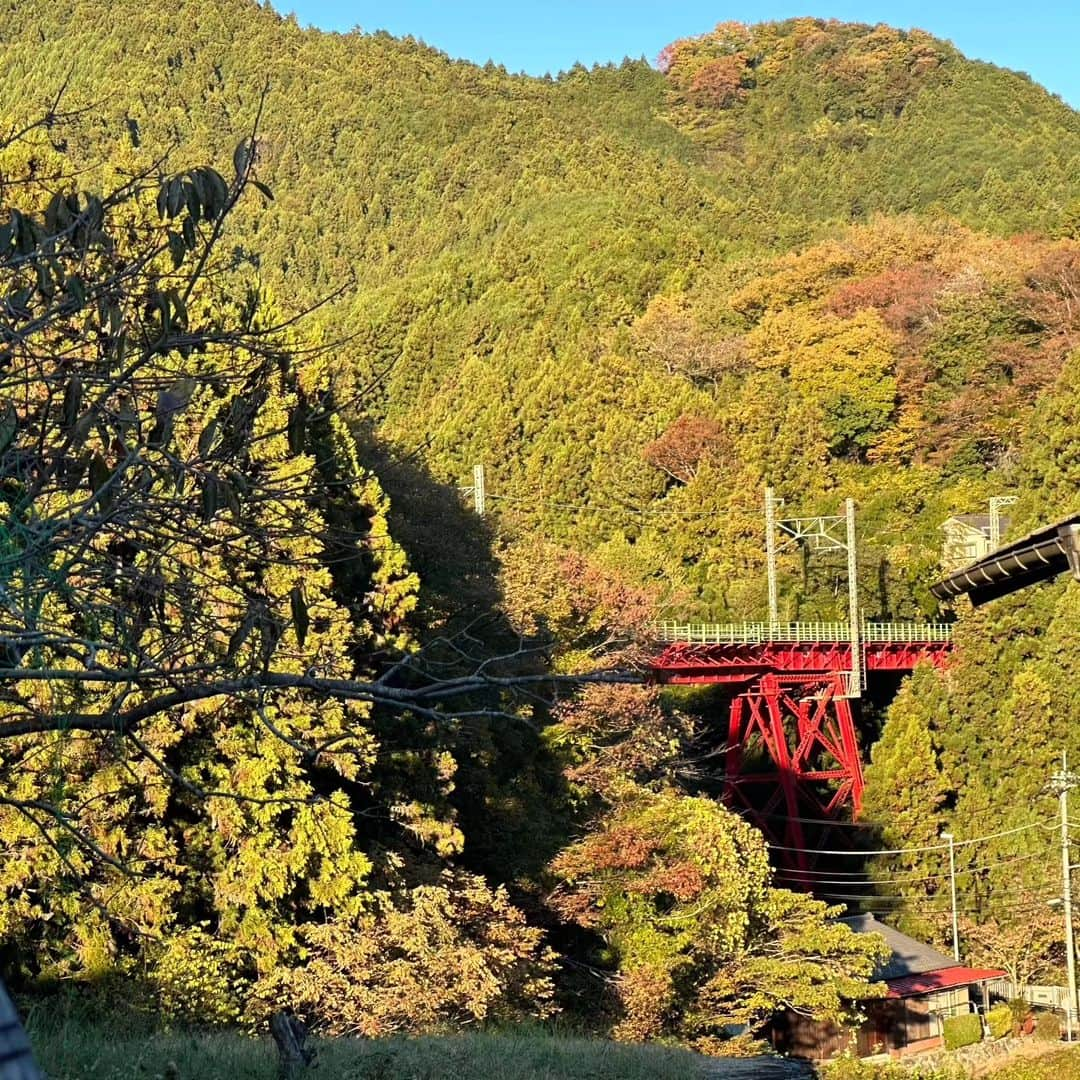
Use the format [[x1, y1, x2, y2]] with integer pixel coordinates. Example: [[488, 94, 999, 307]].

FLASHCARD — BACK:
[[651, 620, 952, 876]]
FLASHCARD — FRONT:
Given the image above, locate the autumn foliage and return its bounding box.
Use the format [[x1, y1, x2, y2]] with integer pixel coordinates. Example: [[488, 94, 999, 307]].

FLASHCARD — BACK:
[[549, 794, 885, 1048], [689, 55, 750, 108], [3, 0, 1080, 1051], [642, 415, 732, 484], [661, 18, 952, 123], [255, 872, 557, 1037]]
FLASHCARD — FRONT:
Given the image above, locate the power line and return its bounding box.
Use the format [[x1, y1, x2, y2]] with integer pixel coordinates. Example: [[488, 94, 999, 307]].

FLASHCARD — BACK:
[[766, 820, 1051, 858], [800, 883, 1059, 911], [735, 807, 894, 829], [776, 846, 1050, 879], [779, 852, 1049, 886], [773, 850, 1052, 888], [810, 893, 1059, 917], [485, 491, 751, 520]]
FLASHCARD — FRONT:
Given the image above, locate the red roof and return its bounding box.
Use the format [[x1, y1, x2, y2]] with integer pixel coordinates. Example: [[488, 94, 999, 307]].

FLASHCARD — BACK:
[[886, 966, 1006, 998]]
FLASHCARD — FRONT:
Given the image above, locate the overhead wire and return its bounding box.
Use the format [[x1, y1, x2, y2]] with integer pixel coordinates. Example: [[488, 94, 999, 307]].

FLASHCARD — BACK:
[[765, 819, 1050, 858], [767, 819, 1064, 918], [808, 893, 1059, 916], [733, 807, 901, 829], [772, 849, 1053, 888], [484, 491, 740, 519]]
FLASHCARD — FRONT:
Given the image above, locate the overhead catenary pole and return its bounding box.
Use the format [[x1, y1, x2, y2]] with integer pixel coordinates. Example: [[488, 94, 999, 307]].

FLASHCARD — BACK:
[[845, 497, 861, 696], [1060, 750, 1079, 1043], [988, 495, 1018, 551], [941, 831, 960, 962], [765, 487, 779, 625], [472, 464, 486, 517]]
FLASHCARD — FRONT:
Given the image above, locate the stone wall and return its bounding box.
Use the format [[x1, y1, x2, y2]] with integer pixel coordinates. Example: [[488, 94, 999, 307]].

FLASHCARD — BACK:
[[898, 1036, 1052, 1077]]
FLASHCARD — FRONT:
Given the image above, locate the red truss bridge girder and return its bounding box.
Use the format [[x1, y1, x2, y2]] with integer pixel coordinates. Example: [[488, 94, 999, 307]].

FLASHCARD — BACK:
[[724, 672, 862, 880], [652, 639, 950, 684], [649, 627, 953, 881]]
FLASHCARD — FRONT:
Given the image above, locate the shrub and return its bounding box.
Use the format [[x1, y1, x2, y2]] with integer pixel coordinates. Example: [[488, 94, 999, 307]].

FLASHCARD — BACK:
[[152, 928, 250, 1027], [942, 1012, 982, 1050], [253, 869, 557, 1037], [1007, 998, 1031, 1031], [986, 1003, 1013, 1040], [1033, 1011, 1060, 1041], [821, 1050, 965, 1079]]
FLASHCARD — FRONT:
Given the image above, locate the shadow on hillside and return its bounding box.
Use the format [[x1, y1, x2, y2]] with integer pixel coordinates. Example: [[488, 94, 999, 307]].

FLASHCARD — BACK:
[[357, 439, 505, 634], [354, 437, 576, 888]]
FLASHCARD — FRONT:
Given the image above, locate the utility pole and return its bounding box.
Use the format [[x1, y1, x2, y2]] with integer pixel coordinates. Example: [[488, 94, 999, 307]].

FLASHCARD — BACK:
[[845, 497, 861, 696], [941, 831, 960, 962], [472, 464, 486, 517], [765, 487, 780, 625], [1054, 750, 1079, 1043]]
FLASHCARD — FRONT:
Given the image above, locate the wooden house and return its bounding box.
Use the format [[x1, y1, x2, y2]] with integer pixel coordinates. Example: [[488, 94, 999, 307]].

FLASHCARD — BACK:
[[768, 915, 1005, 1060]]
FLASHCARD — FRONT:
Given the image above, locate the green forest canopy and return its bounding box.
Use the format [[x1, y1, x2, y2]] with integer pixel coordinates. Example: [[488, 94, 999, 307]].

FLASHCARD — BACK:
[[3, 2, 1079, 622]]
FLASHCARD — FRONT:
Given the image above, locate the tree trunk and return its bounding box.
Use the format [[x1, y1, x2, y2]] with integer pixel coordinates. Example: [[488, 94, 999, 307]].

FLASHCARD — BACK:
[[269, 1010, 314, 1080]]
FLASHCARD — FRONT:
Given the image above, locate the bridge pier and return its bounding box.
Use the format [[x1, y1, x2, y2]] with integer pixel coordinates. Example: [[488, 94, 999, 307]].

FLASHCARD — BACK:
[[725, 671, 863, 882]]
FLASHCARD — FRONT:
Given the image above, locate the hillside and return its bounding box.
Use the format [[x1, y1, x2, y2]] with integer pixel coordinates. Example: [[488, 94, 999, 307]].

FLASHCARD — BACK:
[[1, 2, 1079, 624], [663, 19, 1080, 235]]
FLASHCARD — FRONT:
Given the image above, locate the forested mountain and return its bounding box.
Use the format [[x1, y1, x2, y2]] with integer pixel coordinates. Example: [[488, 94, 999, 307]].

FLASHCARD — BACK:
[[3, 1, 1079, 622], [661, 20, 1080, 234], [3, 0, 1080, 1045]]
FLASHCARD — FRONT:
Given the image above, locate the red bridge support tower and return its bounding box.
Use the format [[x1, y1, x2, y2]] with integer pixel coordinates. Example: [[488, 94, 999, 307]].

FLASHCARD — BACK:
[[726, 671, 862, 860]]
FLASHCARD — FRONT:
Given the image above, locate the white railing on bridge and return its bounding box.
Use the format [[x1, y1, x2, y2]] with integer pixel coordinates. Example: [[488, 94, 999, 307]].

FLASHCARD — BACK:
[[654, 621, 954, 645], [863, 623, 953, 643]]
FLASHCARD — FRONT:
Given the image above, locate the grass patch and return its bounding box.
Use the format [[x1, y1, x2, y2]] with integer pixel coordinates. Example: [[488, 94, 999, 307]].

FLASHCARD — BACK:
[[993, 1048, 1080, 1080], [26, 1014, 711, 1080]]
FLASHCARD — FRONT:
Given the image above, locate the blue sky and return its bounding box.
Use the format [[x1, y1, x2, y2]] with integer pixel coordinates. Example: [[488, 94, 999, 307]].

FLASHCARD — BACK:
[[278, 1, 1079, 108]]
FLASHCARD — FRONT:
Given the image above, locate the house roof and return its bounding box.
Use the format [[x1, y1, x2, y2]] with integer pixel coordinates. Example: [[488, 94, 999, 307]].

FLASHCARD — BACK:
[[840, 915, 1006, 997], [944, 514, 994, 534], [885, 966, 1006, 998], [839, 914, 958, 981]]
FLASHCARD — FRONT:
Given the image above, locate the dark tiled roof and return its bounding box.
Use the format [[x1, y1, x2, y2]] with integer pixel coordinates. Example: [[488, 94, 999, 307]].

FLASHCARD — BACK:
[[839, 914, 957, 981], [949, 514, 994, 532]]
